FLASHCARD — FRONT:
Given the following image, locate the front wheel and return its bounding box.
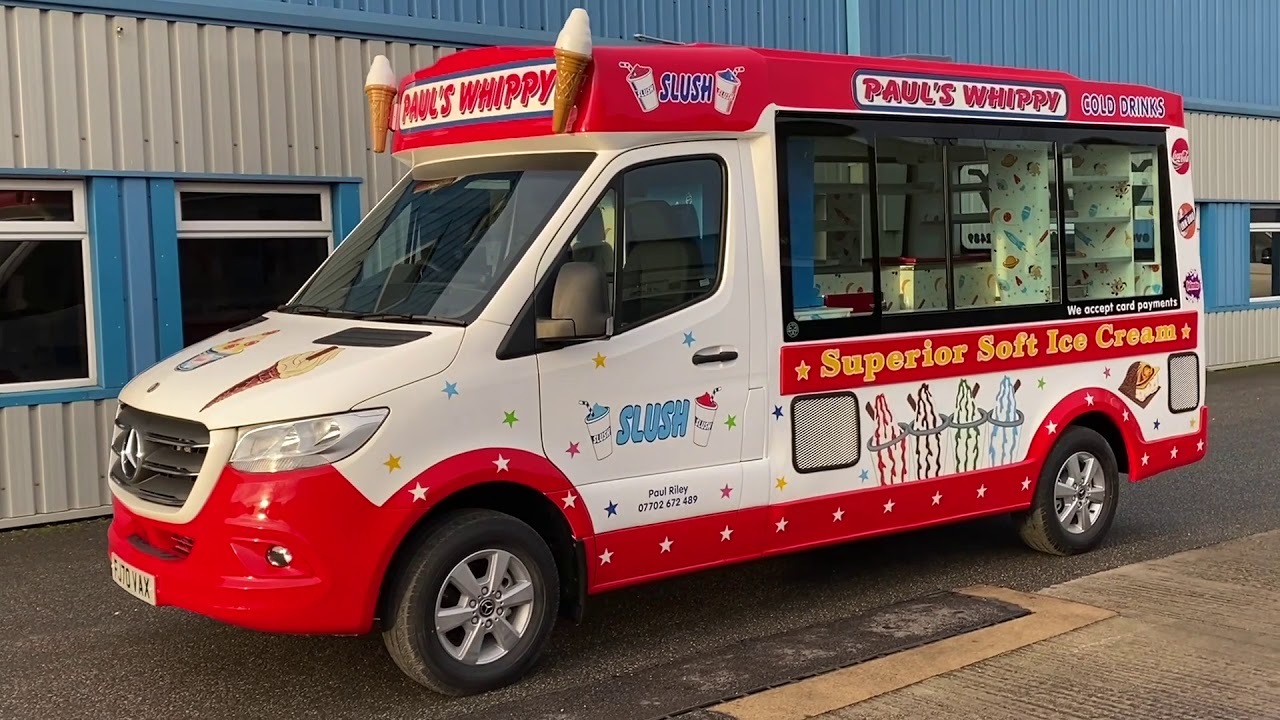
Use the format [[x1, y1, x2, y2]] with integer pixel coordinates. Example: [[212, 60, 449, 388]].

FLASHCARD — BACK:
[[1013, 425, 1120, 556], [381, 509, 560, 695]]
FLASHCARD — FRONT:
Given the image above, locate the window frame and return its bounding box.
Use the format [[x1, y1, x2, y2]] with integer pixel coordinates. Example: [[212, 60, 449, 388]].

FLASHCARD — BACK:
[[1249, 206, 1280, 303], [0, 179, 98, 393], [175, 182, 334, 243], [775, 112, 1182, 343]]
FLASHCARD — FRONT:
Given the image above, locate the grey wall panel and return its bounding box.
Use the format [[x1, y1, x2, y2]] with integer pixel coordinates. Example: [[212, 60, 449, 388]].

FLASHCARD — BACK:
[[0, 7, 468, 208], [1188, 112, 1280, 202], [0, 399, 118, 527], [1206, 308, 1280, 370]]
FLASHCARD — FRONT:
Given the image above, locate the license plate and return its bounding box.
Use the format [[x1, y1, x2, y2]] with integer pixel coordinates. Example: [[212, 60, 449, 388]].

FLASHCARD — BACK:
[[110, 553, 157, 606]]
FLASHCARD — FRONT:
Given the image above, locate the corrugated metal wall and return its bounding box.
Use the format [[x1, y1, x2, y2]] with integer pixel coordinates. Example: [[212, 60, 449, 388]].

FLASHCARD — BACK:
[[1199, 203, 1252, 310], [0, 6, 453, 209], [1187, 113, 1280, 202], [235, 0, 847, 52], [860, 0, 1280, 108], [1206, 308, 1280, 369], [0, 399, 119, 529]]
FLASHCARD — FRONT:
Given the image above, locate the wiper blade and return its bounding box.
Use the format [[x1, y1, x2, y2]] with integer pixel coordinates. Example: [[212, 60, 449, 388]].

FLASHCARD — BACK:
[[353, 312, 466, 326], [276, 304, 356, 317]]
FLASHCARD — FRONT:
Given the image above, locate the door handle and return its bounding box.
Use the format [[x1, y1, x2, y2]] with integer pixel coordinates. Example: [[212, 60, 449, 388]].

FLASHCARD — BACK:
[[692, 347, 739, 365]]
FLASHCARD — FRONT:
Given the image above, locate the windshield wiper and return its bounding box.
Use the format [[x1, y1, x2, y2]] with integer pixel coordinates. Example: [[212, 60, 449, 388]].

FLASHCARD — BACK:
[[276, 303, 357, 317], [353, 312, 467, 326]]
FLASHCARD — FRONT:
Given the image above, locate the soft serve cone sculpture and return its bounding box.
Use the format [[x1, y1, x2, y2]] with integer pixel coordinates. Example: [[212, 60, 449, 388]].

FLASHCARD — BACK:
[[365, 55, 398, 153], [552, 8, 593, 133]]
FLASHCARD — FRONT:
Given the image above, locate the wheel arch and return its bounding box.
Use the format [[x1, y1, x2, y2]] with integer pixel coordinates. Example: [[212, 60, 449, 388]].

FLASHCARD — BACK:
[[1027, 388, 1136, 484]]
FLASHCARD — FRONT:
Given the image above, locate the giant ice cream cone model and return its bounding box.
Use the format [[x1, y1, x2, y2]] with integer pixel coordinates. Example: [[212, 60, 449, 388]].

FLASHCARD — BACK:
[[365, 55, 398, 153], [552, 8, 593, 133], [202, 346, 343, 411]]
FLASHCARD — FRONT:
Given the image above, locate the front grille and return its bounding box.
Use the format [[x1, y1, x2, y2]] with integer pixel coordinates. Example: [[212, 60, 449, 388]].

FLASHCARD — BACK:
[[110, 404, 211, 508]]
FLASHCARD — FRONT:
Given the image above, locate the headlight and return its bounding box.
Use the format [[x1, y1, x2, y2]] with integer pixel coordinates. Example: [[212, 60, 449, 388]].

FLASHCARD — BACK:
[[229, 409, 389, 473]]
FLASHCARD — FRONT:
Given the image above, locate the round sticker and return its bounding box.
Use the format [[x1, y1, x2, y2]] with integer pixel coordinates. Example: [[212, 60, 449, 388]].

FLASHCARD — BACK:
[[1177, 202, 1197, 239], [1171, 138, 1190, 175]]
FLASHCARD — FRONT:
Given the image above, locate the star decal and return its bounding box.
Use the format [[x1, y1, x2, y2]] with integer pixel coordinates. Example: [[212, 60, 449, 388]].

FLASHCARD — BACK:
[[682, 331, 696, 347], [775, 517, 789, 532], [1190, 417, 1198, 429], [1170, 446, 1179, 459], [859, 469, 870, 482], [604, 501, 618, 517], [1141, 452, 1150, 466], [493, 454, 510, 472], [775, 476, 788, 491], [1153, 419, 1161, 430], [725, 415, 737, 429], [795, 360, 811, 381], [1197, 439, 1204, 452], [1037, 377, 1046, 389], [932, 491, 943, 505], [566, 442, 581, 458], [442, 381, 459, 398], [1084, 393, 1095, 406], [883, 498, 895, 513], [592, 352, 607, 368], [1021, 477, 1031, 491], [1181, 324, 1192, 340], [1122, 409, 1130, 422], [720, 526, 734, 541], [773, 405, 785, 420], [720, 484, 733, 499], [977, 484, 988, 498], [383, 454, 402, 472], [503, 411, 519, 427], [659, 537, 673, 553], [1103, 367, 1112, 379], [408, 483, 428, 501], [598, 549, 613, 565], [561, 492, 578, 508], [1045, 420, 1058, 435], [833, 507, 844, 522]]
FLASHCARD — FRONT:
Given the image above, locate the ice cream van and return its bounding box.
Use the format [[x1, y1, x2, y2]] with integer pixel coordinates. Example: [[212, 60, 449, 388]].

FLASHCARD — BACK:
[[106, 8, 1209, 695]]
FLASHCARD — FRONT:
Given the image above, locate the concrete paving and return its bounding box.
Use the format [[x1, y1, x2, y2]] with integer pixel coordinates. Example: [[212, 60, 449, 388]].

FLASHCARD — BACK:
[[727, 530, 1280, 720]]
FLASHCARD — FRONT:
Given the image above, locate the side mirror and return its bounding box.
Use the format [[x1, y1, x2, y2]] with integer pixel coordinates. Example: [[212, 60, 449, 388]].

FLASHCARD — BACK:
[[537, 262, 609, 342], [1263, 248, 1272, 265]]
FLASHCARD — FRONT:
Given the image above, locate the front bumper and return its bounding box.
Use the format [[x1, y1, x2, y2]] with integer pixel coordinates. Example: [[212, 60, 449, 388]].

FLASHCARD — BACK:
[[107, 465, 410, 635]]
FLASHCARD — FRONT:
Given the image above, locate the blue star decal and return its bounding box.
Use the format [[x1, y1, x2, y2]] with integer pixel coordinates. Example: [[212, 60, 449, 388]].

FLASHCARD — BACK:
[[682, 331, 696, 347], [442, 381, 459, 398], [859, 469, 869, 481], [604, 501, 618, 517], [772, 405, 784, 420], [1153, 419, 1161, 430]]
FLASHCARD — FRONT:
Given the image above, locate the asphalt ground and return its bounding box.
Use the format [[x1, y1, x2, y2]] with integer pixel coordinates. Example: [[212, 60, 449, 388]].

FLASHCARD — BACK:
[[1, 364, 1277, 720]]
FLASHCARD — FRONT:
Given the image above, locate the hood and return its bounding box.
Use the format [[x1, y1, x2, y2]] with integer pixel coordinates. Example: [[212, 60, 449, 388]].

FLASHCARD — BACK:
[[118, 313, 464, 430]]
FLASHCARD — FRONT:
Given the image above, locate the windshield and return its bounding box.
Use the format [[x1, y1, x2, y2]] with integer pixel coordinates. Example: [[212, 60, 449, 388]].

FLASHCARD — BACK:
[[285, 153, 595, 325]]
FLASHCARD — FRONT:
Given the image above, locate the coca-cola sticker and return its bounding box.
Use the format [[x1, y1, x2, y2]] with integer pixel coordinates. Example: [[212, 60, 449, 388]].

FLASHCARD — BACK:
[[1171, 138, 1190, 175], [1177, 202, 1197, 239]]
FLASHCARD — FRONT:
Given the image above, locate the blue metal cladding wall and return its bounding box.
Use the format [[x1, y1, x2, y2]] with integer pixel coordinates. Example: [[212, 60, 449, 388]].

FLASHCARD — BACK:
[[860, 0, 1279, 113], [1199, 202, 1252, 311]]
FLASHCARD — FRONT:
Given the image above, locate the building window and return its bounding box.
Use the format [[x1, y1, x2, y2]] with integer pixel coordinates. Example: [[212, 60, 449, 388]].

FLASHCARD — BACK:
[[1250, 206, 1280, 301], [0, 181, 95, 391], [176, 184, 333, 345]]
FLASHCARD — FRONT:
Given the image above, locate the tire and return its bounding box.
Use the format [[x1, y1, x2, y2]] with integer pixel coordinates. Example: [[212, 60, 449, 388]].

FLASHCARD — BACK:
[[1013, 425, 1120, 556], [381, 509, 560, 696]]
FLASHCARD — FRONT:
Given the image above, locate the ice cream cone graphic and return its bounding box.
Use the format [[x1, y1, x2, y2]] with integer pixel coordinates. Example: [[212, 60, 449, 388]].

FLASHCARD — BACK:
[[580, 401, 613, 460], [202, 346, 343, 411], [365, 55, 398, 153], [552, 8, 593, 133], [692, 389, 720, 447], [176, 329, 279, 372]]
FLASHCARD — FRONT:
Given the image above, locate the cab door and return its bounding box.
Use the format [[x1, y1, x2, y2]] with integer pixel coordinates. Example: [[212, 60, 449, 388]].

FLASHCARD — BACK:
[[534, 141, 754, 582]]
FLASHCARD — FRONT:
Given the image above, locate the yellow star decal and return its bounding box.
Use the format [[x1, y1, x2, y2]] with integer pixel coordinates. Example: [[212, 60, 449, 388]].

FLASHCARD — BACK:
[[384, 454, 402, 472], [775, 476, 788, 490], [795, 361, 810, 381], [1190, 417, 1198, 430], [1181, 324, 1192, 340], [593, 352, 607, 368]]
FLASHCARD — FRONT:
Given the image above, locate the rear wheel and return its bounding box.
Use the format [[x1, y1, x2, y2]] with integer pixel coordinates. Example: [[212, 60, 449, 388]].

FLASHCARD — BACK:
[[1014, 425, 1120, 555], [381, 509, 560, 695]]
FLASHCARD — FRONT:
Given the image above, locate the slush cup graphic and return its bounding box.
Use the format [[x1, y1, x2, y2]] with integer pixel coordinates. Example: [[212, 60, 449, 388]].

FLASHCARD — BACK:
[[713, 66, 745, 115], [620, 62, 660, 112], [692, 389, 719, 447], [581, 401, 614, 460]]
